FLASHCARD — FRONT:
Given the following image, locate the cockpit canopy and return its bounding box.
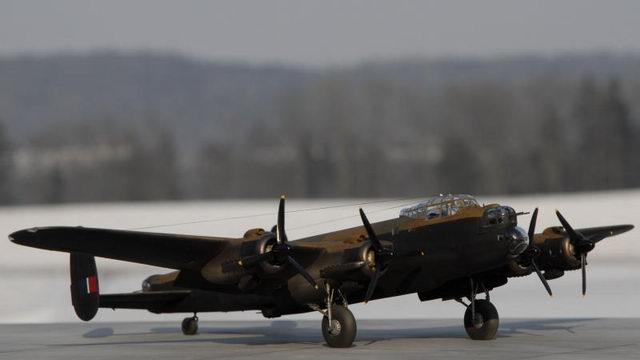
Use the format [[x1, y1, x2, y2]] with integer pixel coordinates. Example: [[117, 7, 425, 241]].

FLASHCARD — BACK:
[[400, 194, 480, 220]]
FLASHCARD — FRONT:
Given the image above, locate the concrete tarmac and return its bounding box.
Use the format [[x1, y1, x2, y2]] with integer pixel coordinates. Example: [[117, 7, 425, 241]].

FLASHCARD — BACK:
[[1, 319, 639, 359]]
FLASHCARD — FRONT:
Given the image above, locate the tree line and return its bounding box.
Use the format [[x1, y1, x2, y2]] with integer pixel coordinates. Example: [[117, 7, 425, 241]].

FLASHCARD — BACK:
[[0, 53, 639, 204]]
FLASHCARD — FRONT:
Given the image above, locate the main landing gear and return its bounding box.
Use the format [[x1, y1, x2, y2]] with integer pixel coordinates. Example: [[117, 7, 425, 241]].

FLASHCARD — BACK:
[[309, 283, 357, 348], [181, 313, 199, 335], [456, 279, 499, 340]]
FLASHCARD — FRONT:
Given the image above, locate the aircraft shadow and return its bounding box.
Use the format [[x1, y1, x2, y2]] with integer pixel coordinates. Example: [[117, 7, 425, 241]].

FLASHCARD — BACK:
[[70, 318, 597, 348]]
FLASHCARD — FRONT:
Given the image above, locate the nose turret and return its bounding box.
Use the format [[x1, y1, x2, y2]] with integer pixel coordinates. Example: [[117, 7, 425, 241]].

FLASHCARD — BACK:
[[506, 226, 529, 258]]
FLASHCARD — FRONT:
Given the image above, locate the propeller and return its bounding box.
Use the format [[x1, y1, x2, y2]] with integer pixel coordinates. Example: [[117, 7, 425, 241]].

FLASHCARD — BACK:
[[520, 208, 553, 297], [359, 208, 395, 303], [229, 196, 318, 289], [556, 210, 594, 296]]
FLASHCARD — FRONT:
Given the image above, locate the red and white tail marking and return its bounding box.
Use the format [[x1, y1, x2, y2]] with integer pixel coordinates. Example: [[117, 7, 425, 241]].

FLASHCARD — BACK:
[[86, 275, 98, 294]]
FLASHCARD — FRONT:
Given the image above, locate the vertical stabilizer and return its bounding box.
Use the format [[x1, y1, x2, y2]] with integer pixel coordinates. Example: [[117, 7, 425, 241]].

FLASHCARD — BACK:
[[70, 253, 99, 321]]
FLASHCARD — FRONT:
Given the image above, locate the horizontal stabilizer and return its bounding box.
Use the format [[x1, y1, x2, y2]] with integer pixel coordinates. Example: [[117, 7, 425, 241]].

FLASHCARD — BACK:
[[99, 290, 191, 310]]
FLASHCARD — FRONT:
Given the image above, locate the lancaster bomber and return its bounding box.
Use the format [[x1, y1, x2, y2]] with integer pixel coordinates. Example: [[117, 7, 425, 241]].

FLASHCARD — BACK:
[[9, 194, 633, 347]]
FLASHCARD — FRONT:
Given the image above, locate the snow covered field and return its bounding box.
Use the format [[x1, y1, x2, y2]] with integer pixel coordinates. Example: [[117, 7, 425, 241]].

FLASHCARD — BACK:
[[0, 190, 638, 323]]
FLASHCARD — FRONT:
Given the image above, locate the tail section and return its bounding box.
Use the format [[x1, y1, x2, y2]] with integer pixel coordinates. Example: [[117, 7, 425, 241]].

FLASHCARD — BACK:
[[70, 253, 99, 321]]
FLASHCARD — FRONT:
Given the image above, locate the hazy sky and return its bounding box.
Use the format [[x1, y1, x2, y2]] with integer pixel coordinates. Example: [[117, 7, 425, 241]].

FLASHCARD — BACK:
[[2, 0, 640, 66]]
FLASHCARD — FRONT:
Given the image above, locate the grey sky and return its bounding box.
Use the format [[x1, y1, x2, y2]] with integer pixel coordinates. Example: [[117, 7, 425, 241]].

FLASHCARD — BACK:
[[2, 0, 640, 66]]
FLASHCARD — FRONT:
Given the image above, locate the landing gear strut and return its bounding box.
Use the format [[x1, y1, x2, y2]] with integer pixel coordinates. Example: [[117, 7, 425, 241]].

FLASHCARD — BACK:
[[457, 279, 499, 340], [310, 283, 357, 348], [181, 313, 199, 335]]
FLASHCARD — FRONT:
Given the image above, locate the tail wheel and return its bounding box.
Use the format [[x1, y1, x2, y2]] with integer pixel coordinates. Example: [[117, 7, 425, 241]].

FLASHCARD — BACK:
[[463, 299, 499, 340], [181, 316, 198, 335], [321, 305, 357, 348]]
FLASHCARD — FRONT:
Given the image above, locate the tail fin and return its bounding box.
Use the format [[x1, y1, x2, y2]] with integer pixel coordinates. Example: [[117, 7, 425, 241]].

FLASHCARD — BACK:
[[70, 253, 99, 321]]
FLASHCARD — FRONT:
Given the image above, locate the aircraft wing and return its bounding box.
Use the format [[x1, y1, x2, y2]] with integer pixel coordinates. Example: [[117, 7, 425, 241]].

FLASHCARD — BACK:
[[9, 227, 231, 270], [576, 225, 634, 243]]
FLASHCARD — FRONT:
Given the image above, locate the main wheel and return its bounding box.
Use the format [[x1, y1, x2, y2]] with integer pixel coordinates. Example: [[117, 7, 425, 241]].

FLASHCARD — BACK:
[[464, 299, 499, 340], [181, 316, 198, 335], [321, 305, 357, 348]]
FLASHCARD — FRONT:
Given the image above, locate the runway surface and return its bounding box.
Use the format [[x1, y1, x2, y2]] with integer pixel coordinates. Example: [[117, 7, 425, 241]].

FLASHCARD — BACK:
[[2, 319, 639, 359]]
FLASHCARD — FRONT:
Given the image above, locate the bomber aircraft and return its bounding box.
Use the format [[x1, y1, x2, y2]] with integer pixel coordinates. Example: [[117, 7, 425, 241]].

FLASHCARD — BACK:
[[9, 194, 633, 347]]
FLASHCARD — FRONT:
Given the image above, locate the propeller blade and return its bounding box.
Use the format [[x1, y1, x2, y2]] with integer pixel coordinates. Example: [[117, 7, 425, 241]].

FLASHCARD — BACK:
[[277, 196, 288, 244], [528, 208, 538, 243], [555, 210, 584, 243], [531, 260, 553, 297], [286, 256, 318, 289], [364, 267, 381, 303], [359, 208, 382, 251], [556, 210, 594, 254], [359, 208, 395, 304], [556, 210, 594, 296], [581, 253, 587, 296]]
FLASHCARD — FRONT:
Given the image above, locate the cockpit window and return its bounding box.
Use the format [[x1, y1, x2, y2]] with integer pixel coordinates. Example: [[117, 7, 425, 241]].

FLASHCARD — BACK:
[[400, 194, 479, 220], [486, 208, 504, 225], [483, 206, 516, 227]]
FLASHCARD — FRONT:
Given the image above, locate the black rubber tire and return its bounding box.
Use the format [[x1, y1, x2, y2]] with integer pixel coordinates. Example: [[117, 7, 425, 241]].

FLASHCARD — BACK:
[[321, 305, 357, 348], [464, 299, 499, 340], [181, 317, 198, 335]]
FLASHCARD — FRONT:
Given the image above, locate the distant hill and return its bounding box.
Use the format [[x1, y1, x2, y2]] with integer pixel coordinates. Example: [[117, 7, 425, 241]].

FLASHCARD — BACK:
[[0, 52, 313, 150], [1, 51, 639, 203], [2, 52, 639, 145]]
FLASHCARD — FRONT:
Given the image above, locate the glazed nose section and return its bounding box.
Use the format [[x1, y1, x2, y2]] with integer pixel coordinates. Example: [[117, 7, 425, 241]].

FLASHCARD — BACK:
[[506, 226, 529, 258]]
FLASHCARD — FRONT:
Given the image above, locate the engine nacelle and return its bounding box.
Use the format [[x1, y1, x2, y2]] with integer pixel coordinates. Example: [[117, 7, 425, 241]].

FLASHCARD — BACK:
[[237, 228, 283, 275], [256, 234, 281, 275], [329, 242, 378, 280], [532, 227, 581, 274], [536, 237, 581, 271], [505, 259, 533, 278], [203, 228, 270, 284], [507, 227, 582, 278], [354, 243, 377, 277]]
